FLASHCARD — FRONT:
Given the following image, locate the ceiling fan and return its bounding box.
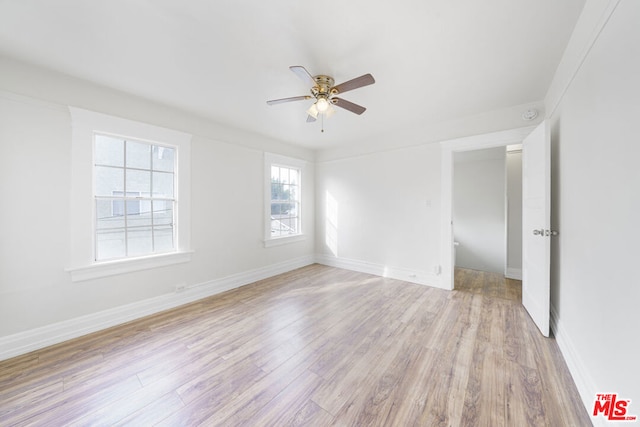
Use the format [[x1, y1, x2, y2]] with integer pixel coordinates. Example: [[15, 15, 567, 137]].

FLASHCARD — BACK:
[[267, 66, 375, 123]]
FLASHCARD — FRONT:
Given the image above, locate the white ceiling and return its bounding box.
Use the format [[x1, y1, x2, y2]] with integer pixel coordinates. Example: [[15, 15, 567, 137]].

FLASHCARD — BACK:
[[0, 0, 585, 150]]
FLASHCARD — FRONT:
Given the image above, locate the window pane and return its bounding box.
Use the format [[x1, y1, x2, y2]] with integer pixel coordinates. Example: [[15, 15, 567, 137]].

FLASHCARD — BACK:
[[271, 166, 280, 182], [96, 228, 126, 260], [153, 200, 173, 225], [126, 199, 140, 216], [126, 169, 151, 195], [289, 185, 297, 203], [271, 202, 288, 216], [126, 140, 151, 170], [95, 135, 124, 167], [290, 169, 299, 186], [153, 146, 174, 172], [281, 216, 297, 234], [280, 167, 290, 184], [153, 225, 174, 252], [95, 166, 123, 196], [127, 202, 152, 228], [140, 199, 152, 217], [96, 199, 125, 229], [153, 171, 174, 198], [289, 201, 299, 216], [282, 184, 292, 201], [271, 219, 283, 237], [127, 226, 152, 256], [271, 182, 284, 201]]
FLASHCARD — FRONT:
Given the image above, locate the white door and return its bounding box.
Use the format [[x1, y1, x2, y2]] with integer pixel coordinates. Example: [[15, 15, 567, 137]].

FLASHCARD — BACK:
[[522, 120, 551, 337]]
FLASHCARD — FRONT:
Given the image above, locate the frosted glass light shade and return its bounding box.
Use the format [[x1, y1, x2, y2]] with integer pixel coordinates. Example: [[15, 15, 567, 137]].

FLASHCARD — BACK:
[[325, 105, 336, 118], [316, 97, 329, 112], [306, 103, 319, 119]]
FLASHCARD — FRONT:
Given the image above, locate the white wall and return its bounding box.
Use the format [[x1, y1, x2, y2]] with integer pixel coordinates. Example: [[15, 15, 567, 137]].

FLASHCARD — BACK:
[[453, 147, 506, 274], [0, 95, 73, 335], [506, 148, 523, 278], [0, 58, 315, 357], [315, 144, 442, 287], [546, 0, 640, 418]]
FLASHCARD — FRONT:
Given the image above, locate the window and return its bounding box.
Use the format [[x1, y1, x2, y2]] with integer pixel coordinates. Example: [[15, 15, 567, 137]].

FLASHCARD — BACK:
[[68, 107, 192, 281], [264, 153, 306, 246], [270, 164, 300, 238], [94, 135, 176, 261]]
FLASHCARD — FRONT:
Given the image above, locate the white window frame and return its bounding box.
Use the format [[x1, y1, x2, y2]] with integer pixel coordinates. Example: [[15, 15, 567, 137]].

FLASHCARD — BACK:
[[264, 153, 306, 247], [67, 107, 192, 281]]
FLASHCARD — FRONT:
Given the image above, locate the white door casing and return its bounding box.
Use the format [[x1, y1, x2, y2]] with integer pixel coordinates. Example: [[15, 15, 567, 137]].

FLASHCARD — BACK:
[[522, 120, 551, 337]]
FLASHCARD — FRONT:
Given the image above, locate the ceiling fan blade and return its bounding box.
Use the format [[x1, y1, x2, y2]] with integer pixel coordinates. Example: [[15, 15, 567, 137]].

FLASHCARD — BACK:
[[266, 95, 312, 105], [332, 97, 367, 115], [289, 66, 316, 86], [331, 73, 375, 94], [306, 115, 316, 123]]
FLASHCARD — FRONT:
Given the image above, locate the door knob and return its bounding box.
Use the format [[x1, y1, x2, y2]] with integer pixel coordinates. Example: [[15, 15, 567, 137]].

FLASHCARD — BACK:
[[533, 229, 544, 236]]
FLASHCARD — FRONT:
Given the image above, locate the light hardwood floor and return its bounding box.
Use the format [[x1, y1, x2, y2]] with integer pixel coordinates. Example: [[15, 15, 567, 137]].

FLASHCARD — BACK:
[[0, 264, 591, 426]]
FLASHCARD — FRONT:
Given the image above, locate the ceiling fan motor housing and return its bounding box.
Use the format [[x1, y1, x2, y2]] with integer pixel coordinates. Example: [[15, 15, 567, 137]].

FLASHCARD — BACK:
[[311, 75, 335, 99]]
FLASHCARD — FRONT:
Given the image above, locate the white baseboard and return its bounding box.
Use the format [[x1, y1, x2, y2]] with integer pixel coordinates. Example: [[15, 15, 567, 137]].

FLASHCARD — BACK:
[[505, 267, 522, 280], [550, 305, 601, 426], [315, 254, 444, 290], [0, 255, 315, 362]]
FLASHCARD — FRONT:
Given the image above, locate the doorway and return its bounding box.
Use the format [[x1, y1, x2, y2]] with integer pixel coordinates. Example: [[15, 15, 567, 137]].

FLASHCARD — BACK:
[[452, 145, 522, 289], [439, 126, 536, 291], [453, 147, 507, 275]]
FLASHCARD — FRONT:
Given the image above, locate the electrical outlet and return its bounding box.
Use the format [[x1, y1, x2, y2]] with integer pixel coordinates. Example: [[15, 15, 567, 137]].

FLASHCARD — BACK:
[[433, 265, 442, 275]]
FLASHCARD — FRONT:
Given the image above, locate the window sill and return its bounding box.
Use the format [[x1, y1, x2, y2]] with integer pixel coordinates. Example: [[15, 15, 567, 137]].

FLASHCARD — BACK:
[[66, 251, 193, 282], [264, 234, 306, 248]]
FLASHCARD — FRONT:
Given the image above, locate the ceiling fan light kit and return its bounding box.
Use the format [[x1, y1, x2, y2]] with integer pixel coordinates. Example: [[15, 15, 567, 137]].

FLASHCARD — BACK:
[[267, 65, 375, 130]]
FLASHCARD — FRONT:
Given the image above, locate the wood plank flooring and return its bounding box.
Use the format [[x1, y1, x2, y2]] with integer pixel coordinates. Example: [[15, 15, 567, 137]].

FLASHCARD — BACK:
[[0, 265, 591, 426]]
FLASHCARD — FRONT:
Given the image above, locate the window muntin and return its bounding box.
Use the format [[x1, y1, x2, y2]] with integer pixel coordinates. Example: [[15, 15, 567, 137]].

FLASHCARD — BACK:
[[94, 134, 176, 261], [270, 164, 301, 238]]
